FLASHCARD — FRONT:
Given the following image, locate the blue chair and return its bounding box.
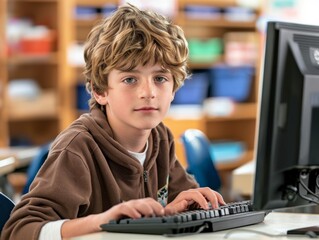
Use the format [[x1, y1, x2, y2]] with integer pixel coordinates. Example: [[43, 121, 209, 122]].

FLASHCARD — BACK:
[[180, 129, 221, 191], [7, 142, 51, 196], [22, 142, 51, 194], [0, 192, 15, 233]]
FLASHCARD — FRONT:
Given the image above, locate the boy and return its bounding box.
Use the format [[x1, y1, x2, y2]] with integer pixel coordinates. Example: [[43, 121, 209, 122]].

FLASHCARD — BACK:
[[1, 4, 224, 240]]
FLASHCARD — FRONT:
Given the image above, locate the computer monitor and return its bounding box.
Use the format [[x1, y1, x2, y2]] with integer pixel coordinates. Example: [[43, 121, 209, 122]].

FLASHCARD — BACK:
[[253, 21, 319, 211]]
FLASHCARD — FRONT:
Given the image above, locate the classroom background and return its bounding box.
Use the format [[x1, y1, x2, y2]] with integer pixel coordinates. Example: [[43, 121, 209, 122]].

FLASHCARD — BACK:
[[0, 0, 318, 202]]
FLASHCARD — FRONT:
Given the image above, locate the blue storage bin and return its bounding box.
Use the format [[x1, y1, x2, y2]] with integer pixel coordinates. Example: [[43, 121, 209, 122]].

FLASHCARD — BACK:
[[210, 65, 254, 102], [172, 72, 209, 105], [185, 5, 222, 19], [210, 141, 245, 163], [102, 4, 118, 17], [76, 83, 90, 111], [74, 7, 98, 19], [224, 7, 256, 22]]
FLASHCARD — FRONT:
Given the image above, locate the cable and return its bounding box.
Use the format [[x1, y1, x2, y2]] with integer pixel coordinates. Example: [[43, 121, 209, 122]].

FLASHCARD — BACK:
[[299, 179, 319, 199], [298, 180, 319, 204], [224, 229, 286, 239]]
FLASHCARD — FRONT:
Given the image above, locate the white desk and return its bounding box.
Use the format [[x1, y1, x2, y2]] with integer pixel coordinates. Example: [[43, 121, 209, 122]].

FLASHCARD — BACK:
[[68, 212, 318, 240], [0, 146, 40, 169], [0, 157, 16, 175]]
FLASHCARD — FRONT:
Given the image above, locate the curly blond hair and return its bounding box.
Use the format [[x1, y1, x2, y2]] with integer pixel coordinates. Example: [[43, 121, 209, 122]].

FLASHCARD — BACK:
[[83, 4, 190, 109]]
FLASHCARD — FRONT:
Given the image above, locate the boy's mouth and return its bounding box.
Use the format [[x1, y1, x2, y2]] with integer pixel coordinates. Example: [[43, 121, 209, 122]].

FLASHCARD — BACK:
[[134, 106, 158, 111]]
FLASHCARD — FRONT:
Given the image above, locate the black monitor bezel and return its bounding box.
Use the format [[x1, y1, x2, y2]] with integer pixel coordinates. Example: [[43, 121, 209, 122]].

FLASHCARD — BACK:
[[253, 21, 319, 211]]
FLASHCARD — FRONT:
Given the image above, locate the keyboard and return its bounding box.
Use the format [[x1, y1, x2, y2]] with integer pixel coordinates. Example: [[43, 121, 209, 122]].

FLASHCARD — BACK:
[[100, 201, 268, 236]]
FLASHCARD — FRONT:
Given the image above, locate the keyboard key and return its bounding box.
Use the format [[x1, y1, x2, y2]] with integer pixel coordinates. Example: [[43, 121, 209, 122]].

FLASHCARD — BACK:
[[224, 208, 230, 215]]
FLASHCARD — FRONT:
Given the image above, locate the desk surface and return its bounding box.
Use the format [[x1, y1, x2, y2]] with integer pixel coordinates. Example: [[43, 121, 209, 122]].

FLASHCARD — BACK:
[[68, 212, 318, 240], [0, 146, 40, 169], [0, 157, 16, 175]]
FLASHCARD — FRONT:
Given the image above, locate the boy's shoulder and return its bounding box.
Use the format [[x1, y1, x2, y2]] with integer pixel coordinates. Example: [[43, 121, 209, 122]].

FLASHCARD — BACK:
[[155, 122, 174, 142], [51, 114, 95, 151]]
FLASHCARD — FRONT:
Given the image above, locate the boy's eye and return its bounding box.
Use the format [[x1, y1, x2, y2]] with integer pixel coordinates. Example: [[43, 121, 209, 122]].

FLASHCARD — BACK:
[[154, 76, 167, 83], [123, 77, 136, 84]]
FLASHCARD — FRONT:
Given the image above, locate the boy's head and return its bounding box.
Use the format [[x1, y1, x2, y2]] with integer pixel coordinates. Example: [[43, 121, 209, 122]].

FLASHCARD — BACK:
[[83, 4, 189, 109]]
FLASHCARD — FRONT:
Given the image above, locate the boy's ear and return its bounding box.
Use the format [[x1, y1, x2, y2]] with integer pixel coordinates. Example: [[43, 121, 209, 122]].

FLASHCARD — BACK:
[[91, 81, 108, 105], [93, 90, 108, 105]]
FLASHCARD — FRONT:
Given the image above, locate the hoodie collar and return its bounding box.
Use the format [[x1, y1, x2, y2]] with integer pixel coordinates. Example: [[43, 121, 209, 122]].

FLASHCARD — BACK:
[[79, 106, 159, 171]]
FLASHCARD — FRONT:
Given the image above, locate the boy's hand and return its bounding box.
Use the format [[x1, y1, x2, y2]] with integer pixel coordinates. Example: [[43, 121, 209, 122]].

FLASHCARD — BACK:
[[66, 198, 165, 234], [100, 198, 164, 224], [95, 188, 224, 231], [164, 187, 226, 215]]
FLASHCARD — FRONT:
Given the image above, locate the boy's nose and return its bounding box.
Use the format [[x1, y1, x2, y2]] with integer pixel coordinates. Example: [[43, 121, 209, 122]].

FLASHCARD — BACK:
[[140, 81, 155, 99]]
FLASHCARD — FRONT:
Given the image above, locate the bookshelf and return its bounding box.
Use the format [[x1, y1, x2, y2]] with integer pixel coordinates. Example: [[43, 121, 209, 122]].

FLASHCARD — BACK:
[[0, 0, 8, 147], [0, 0, 74, 147]]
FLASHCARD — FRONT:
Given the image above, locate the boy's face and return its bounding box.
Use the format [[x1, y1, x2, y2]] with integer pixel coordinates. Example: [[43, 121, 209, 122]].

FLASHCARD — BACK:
[[94, 63, 175, 134]]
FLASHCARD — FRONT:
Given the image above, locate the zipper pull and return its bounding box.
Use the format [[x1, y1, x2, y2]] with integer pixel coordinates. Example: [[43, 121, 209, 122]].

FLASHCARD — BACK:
[[143, 170, 148, 183]]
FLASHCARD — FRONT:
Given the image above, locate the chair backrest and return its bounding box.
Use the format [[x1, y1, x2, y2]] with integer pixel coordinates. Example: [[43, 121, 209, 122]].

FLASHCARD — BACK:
[[22, 142, 51, 194], [0, 192, 15, 233], [180, 129, 221, 191]]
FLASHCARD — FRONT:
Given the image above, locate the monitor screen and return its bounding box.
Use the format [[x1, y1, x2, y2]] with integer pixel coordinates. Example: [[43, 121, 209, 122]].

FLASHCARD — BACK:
[[253, 21, 319, 211]]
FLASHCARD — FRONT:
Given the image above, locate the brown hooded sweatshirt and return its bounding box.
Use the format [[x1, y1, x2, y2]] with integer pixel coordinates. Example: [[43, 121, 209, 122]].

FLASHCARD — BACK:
[[1, 106, 198, 240]]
